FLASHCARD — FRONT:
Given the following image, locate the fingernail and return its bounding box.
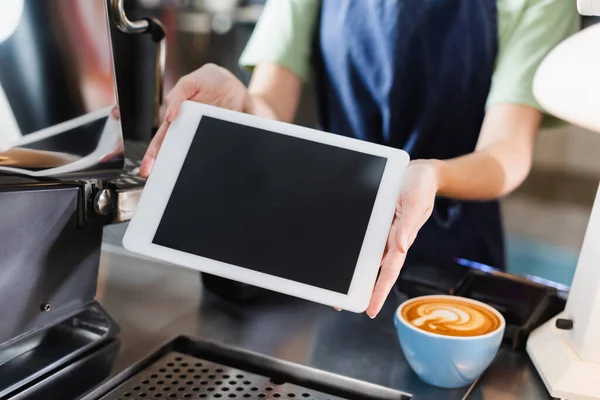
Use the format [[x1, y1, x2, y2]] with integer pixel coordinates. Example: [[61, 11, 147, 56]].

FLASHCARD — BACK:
[[368, 314, 375, 319]]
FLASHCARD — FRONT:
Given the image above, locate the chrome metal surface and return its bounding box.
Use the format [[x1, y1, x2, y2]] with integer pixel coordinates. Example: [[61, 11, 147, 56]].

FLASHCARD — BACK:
[[108, 0, 166, 132], [87, 334, 411, 400], [110, 0, 150, 34], [95, 247, 471, 399], [96, 187, 143, 223], [0, 0, 125, 182], [116, 188, 143, 222], [96, 188, 116, 217], [468, 348, 550, 400], [153, 31, 167, 129], [0, 302, 118, 399], [0, 331, 44, 366], [101, 352, 350, 400], [0, 110, 124, 181], [92, 241, 551, 400], [8, 339, 120, 400]]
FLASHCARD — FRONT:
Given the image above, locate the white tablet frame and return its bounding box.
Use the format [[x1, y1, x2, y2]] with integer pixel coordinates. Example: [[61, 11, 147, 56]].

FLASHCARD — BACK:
[[123, 101, 409, 312]]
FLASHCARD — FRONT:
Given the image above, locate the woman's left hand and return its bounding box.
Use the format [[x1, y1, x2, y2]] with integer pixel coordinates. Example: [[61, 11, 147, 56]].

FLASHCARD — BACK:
[[364, 159, 442, 318]]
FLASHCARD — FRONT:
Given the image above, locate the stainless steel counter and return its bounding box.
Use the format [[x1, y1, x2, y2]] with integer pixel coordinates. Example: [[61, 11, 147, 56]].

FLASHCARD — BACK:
[[94, 228, 552, 400]]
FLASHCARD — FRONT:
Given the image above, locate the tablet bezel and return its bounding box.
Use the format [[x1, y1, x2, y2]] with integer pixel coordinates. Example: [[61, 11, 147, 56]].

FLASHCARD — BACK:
[[123, 101, 409, 312]]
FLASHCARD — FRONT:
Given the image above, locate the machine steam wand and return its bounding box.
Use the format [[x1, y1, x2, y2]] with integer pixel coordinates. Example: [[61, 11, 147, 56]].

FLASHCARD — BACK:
[[94, 0, 168, 224], [109, 0, 166, 134]]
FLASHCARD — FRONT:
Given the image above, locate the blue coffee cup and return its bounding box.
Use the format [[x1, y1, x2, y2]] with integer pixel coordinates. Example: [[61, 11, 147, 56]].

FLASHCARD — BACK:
[[394, 295, 505, 389]]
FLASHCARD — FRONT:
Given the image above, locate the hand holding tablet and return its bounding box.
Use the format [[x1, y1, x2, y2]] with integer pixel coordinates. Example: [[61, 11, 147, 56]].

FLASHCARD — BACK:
[[124, 101, 409, 314]]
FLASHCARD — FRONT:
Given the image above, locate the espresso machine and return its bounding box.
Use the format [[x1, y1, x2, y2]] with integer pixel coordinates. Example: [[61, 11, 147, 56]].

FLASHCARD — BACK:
[[0, 0, 164, 397], [0, 1, 592, 399], [0, 2, 278, 396]]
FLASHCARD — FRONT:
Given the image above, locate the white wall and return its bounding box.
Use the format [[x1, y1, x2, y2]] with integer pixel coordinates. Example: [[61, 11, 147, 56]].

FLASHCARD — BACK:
[[533, 125, 600, 177]]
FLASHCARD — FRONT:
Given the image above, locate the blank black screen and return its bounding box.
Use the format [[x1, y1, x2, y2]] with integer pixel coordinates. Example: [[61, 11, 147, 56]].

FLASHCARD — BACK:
[[153, 116, 387, 294]]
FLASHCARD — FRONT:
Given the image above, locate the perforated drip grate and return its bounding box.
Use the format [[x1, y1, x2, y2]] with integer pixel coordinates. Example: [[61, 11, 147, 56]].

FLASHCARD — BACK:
[[101, 352, 346, 400]]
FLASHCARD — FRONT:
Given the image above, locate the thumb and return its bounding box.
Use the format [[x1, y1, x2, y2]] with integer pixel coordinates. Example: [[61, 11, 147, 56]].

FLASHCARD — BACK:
[[164, 75, 198, 123]]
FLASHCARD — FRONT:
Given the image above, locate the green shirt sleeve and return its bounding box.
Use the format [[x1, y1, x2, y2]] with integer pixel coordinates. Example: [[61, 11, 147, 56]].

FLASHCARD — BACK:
[[242, 0, 580, 127], [239, 0, 321, 82], [487, 0, 581, 126]]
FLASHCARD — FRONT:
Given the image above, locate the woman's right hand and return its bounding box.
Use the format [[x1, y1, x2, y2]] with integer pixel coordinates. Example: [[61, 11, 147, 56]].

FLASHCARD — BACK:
[[140, 63, 249, 178]]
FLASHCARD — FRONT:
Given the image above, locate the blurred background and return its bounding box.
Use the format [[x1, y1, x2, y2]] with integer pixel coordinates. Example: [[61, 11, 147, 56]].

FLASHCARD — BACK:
[[504, 117, 599, 286], [1, 0, 597, 287]]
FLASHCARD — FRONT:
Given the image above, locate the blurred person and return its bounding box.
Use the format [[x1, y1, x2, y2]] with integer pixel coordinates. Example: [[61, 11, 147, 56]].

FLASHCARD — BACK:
[[139, 0, 579, 318]]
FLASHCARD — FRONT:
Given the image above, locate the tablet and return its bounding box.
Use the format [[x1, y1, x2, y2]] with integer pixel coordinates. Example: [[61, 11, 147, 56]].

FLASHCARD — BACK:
[[123, 101, 409, 312]]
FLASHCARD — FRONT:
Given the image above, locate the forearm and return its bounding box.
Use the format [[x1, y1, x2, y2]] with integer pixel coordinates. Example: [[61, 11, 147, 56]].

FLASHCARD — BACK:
[[434, 104, 542, 201], [434, 138, 533, 200], [243, 94, 279, 120], [244, 63, 302, 123]]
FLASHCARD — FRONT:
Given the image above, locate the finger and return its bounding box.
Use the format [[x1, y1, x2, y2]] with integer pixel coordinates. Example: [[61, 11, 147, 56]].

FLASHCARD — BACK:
[[395, 192, 433, 253], [140, 121, 168, 178], [378, 224, 395, 265], [379, 244, 388, 267], [366, 248, 406, 318], [164, 75, 198, 123], [110, 104, 120, 120]]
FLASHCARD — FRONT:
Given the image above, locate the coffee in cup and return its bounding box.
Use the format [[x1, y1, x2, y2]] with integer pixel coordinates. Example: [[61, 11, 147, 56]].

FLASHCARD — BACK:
[[394, 295, 505, 389], [401, 296, 501, 337]]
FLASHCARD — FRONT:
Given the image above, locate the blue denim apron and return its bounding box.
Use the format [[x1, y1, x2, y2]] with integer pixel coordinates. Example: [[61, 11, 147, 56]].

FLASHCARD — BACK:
[[315, 0, 505, 270]]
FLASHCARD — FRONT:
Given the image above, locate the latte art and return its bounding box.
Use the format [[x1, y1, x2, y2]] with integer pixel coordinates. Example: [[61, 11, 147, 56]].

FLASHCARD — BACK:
[[401, 298, 501, 337]]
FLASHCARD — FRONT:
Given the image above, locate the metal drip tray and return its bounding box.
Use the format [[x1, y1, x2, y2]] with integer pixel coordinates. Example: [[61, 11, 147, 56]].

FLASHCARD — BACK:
[[102, 352, 343, 400], [85, 336, 409, 400]]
